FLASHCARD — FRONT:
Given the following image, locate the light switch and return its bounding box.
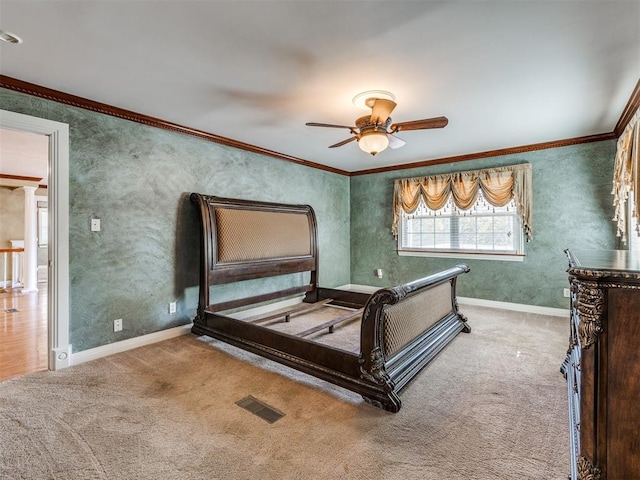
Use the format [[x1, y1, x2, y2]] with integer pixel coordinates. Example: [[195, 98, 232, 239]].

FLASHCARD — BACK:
[[91, 218, 101, 232]]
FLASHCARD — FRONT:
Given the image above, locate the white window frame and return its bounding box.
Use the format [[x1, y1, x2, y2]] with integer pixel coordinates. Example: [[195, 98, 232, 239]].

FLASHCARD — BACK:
[[397, 194, 525, 262]]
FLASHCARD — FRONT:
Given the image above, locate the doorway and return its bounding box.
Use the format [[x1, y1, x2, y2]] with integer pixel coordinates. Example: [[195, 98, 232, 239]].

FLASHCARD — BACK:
[[0, 128, 49, 380], [0, 109, 70, 378]]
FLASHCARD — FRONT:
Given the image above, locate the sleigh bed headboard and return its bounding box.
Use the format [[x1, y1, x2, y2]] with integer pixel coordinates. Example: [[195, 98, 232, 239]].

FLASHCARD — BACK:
[[190, 193, 319, 316]]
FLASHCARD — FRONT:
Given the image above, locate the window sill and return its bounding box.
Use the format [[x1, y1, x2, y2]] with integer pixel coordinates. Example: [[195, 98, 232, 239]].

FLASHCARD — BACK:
[[398, 249, 525, 262]]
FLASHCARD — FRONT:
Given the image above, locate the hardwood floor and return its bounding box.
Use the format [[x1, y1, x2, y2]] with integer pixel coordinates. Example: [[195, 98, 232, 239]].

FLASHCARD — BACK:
[[0, 285, 47, 382]]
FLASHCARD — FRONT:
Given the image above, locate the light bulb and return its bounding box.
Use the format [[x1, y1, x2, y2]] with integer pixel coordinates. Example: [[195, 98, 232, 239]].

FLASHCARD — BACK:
[[358, 131, 389, 156]]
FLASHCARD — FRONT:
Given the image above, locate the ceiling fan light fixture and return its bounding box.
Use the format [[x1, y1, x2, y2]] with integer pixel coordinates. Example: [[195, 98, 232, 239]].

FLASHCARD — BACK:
[[352, 90, 395, 110], [358, 130, 389, 156], [0, 30, 23, 44], [307, 92, 446, 156]]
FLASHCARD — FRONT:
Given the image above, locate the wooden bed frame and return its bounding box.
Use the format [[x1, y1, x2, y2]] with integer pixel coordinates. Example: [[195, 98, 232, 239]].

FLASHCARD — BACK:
[[190, 193, 471, 412]]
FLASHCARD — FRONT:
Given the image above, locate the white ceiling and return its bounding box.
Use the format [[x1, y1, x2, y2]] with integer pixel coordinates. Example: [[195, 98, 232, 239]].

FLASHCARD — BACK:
[[0, 128, 48, 184], [0, 1, 639, 173]]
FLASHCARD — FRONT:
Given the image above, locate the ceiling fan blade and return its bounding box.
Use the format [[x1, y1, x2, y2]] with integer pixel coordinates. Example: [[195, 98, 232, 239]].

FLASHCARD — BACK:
[[387, 134, 406, 149], [306, 122, 355, 129], [370, 99, 397, 125], [328, 136, 357, 148], [390, 116, 448, 132]]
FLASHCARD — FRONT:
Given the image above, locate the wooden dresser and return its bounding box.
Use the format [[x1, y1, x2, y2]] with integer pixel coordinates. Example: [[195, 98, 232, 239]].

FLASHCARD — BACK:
[[562, 249, 640, 480]]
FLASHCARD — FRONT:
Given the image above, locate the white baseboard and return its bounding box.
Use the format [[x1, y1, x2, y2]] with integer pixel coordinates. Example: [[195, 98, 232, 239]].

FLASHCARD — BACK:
[[339, 284, 568, 317], [71, 323, 193, 366], [457, 297, 568, 317], [70, 296, 307, 366]]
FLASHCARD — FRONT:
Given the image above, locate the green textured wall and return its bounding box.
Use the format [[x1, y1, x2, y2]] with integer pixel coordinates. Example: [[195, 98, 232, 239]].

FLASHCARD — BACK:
[[1, 88, 350, 352], [350, 141, 619, 309]]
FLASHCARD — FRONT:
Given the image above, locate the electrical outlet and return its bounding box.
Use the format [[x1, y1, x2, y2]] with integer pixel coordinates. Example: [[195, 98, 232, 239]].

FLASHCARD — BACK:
[[113, 318, 123, 332], [169, 301, 177, 314], [563, 288, 570, 298]]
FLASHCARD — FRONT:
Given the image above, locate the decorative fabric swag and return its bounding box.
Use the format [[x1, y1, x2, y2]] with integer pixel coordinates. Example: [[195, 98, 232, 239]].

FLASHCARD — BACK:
[[392, 163, 533, 241], [612, 107, 640, 243]]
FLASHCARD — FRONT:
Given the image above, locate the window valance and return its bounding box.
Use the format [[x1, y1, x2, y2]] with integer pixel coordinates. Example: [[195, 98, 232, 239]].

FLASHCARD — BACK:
[[612, 107, 640, 244], [392, 163, 533, 241]]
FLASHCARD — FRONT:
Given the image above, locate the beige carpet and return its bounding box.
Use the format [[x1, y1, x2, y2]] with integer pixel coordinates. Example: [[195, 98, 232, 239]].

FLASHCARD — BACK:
[[0, 305, 569, 479]]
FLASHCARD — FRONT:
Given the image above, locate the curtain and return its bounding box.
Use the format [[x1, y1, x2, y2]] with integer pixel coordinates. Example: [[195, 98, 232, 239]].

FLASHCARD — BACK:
[[392, 163, 533, 240], [612, 107, 640, 244]]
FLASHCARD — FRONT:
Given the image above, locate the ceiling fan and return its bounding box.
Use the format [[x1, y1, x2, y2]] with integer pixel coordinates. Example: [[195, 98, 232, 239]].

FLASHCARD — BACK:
[[306, 90, 448, 156]]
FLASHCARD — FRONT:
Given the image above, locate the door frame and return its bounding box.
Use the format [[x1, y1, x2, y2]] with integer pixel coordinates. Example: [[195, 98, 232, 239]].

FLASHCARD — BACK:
[[0, 109, 71, 369]]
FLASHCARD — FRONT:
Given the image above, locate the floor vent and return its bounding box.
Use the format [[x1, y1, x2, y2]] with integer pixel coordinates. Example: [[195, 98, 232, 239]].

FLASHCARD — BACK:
[[4, 308, 18, 313], [235, 396, 285, 424]]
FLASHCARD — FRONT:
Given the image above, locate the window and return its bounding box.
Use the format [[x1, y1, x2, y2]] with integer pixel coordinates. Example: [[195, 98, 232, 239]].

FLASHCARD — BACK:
[[37, 201, 48, 247], [392, 163, 531, 261], [399, 191, 524, 259]]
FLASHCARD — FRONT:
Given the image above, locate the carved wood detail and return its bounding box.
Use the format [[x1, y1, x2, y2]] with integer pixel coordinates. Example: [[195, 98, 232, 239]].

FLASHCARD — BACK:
[[578, 456, 602, 480], [574, 281, 605, 349], [359, 347, 391, 385], [569, 267, 640, 282]]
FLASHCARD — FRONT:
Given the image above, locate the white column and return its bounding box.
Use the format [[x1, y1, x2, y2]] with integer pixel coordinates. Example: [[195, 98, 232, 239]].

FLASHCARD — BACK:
[[22, 186, 38, 292]]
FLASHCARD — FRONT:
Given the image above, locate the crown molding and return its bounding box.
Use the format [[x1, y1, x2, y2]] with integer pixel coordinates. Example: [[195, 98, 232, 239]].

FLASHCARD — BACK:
[[349, 132, 617, 176], [0, 76, 350, 176], [614, 78, 640, 137], [1, 75, 634, 177]]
